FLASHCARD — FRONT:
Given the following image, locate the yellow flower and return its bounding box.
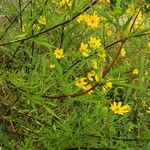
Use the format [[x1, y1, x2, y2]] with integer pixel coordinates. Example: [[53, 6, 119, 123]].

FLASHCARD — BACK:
[[79, 42, 90, 57], [75, 77, 87, 89], [76, 15, 84, 23], [148, 42, 150, 47], [54, 48, 64, 59], [121, 104, 131, 114], [132, 68, 139, 75], [88, 36, 101, 49], [86, 14, 100, 28], [38, 16, 47, 25], [87, 71, 96, 81], [110, 102, 131, 115], [98, 51, 107, 62], [76, 14, 89, 23], [102, 81, 113, 91], [59, 0, 71, 7], [83, 84, 93, 94], [91, 59, 98, 69], [106, 81, 113, 89], [49, 64, 55, 69], [121, 48, 126, 57], [106, 0, 110, 3]]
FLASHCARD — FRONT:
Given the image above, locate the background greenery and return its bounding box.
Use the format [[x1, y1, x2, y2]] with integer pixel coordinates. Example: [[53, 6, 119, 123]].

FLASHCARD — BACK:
[[0, 0, 150, 149]]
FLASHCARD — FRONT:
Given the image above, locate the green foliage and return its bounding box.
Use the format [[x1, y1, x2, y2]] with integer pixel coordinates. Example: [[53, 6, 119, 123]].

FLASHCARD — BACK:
[[0, 0, 150, 149]]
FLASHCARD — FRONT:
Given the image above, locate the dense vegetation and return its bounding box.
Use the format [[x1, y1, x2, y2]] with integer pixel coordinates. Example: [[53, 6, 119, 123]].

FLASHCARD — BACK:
[[0, 0, 150, 149]]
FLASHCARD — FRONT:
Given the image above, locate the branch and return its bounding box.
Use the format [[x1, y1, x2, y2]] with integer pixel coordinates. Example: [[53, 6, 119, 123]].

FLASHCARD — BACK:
[[0, 0, 98, 46], [129, 7, 142, 33], [0, 1, 31, 40]]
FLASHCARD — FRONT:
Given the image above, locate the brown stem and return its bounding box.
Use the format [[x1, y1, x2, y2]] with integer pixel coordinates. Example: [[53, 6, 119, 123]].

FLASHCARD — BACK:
[[0, 0, 98, 46], [129, 7, 142, 33], [102, 41, 125, 78]]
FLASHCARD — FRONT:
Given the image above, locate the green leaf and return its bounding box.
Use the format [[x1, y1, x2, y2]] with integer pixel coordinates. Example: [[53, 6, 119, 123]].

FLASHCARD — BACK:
[[34, 39, 56, 49], [14, 33, 27, 40], [45, 106, 61, 120], [122, 15, 133, 31]]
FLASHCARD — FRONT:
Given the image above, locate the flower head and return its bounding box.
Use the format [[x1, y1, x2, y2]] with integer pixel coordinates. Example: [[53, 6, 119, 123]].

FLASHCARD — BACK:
[[76, 14, 89, 23], [121, 48, 126, 57], [75, 77, 87, 89], [132, 68, 139, 75], [110, 102, 131, 115], [105, 81, 113, 89], [59, 0, 71, 7], [54, 48, 64, 59], [88, 36, 101, 49], [49, 64, 55, 69], [38, 16, 47, 25], [83, 84, 93, 94], [102, 81, 113, 91], [87, 71, 96, 81], [86, 14, 100, 28], [79, 42, 90, 57], [98, 51, 106, 62]]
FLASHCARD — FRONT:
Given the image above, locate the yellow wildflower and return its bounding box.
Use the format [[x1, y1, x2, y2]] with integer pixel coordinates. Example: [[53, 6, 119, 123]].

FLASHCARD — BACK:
[[132, 68, 139, 75], [54, 48, 64, 59], [87, 71, 96, 81], [121, 48, 126, 57], [98, 51, 106, 62], [76, 14, 89, 23], [86, 14, 100, 28], [91, 59, 98, 69], [148, 42, 150, 47], [88, 36, 101, 49], [59, 0, 71, 7], [83, 84, 93, 94], [76, 15, 84, 23], [49, 64, 55, 69], [79, 42, 90, 57], [110, 102, 131, 115], [106, 81, 113, 89], [102, 81, 113, 91], [106, 0, 110, 3], [38, 16, 47, 25], [75, 77, 87, 89]]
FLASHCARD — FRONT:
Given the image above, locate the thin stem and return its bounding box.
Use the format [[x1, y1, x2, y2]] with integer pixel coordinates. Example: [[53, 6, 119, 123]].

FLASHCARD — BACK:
[[19, 0, 23, 30], [0, 0, 98, 46]]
